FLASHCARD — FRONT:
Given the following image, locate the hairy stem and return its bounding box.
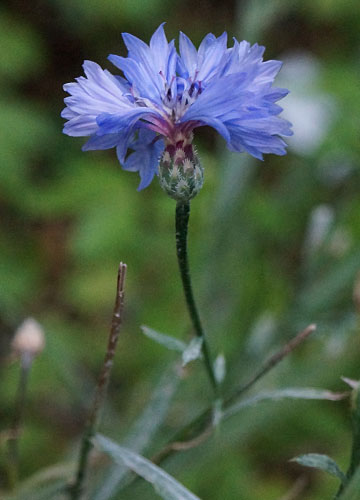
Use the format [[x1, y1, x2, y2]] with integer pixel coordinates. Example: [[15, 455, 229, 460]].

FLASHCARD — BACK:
[[69, 263, 127, 500], [175, 201, 218, 394]]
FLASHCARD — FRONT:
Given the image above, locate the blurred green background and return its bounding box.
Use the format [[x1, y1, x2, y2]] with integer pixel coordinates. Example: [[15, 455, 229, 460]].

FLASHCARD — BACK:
[[1, 0, 360, 498]]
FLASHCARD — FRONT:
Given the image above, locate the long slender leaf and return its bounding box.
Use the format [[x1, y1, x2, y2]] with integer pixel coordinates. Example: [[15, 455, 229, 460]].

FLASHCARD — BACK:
[[140, 326, 203, 367], [141, 325, 187, 352], [224, 388, 346, 420], [291, 453, 346, 483], [93, 365, 179, 500], [93, 435, 201, 500]]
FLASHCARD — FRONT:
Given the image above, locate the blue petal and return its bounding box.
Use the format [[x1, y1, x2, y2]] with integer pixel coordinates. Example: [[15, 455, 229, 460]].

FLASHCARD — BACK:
[[61, 107, 75, 119], [122, 32, 150, 60], [108, 55, 162, 103], [81, 61, 129, 103], [110, 23, 176, 105], [181, 73, 250, 121], [166, 41, 178, 87], [62, 60, 135, 138], [227, 122, 289, 159], [179, 31, 229, 84], [264, 87, 289, 102], [82, 133, 121, 151], [179, 32, 198, 78], [254, 60, 282, 84], [95, 108, 159, 136], [149, 23, 169, 74], [189, 116, 231, 142], [121, 32, 164, 98], [122, 129, 165, 190], [198, 33, 217, 61], [63, 114, 98, 137], [197, 32, 228, 82], [228, 116, 293, 137]]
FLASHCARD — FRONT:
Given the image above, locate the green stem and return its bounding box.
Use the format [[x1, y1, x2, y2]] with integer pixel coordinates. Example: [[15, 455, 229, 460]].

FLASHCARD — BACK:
[[348, 388, 360, 477], [336, 387, 360, 498], [175, 201, 218, 394], [69, 263, 127, 500], [7, 353, 32, 489]]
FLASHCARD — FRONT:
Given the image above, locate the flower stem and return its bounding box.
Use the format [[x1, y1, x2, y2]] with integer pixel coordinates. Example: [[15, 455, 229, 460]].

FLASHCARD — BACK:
[[335, 385, 360, 498], [175, 201, 218, 394], [348, 382, 360, 472], [7, 352, 33, 489], [69, 263, 127, 500]]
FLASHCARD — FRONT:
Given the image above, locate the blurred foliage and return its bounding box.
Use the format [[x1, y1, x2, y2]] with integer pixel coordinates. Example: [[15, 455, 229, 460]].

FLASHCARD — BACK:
[[1, 0, 360, 499]]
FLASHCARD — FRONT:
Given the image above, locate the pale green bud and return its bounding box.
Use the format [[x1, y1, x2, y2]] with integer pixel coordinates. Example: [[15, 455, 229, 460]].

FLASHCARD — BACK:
[[158, 145, 204, 202]]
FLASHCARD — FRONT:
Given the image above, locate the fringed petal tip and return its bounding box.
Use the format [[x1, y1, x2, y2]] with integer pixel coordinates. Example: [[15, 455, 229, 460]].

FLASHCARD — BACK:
[[61, 24, 292, 191]]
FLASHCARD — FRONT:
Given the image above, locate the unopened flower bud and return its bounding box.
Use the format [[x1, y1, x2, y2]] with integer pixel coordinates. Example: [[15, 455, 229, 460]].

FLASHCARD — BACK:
[[12, 318, 45, 358], [158, 140, 204, 202]]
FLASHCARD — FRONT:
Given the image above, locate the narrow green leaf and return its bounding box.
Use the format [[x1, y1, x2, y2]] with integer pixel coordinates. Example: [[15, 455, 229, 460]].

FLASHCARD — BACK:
[[224, 388, 346, 420], [93, 435, 200, 500], [141, 325, 186, 352], [291, 453, 346, 483], [124, 369, 179, 452], [140, 326, 203, 367], [338, 465, 360, 499], [182, 337, 203, 366], [93, 366, 179, 500]]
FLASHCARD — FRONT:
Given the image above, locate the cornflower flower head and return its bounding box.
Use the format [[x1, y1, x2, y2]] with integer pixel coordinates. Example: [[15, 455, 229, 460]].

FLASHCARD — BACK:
[[62, 24, 292, 198]]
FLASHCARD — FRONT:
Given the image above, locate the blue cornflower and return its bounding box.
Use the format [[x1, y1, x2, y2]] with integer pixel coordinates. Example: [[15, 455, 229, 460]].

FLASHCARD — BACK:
[[62, 24, 292, 191]]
